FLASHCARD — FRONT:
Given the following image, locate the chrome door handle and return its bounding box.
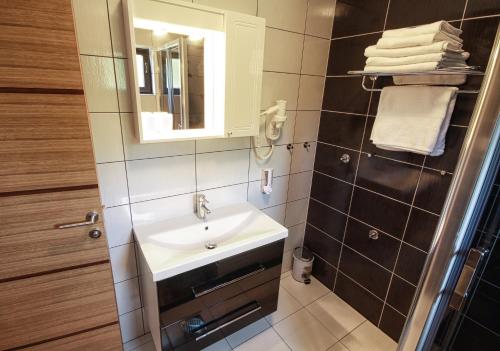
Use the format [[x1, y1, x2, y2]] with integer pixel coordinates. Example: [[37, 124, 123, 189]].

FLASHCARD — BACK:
[[58, 211, 99, 229]]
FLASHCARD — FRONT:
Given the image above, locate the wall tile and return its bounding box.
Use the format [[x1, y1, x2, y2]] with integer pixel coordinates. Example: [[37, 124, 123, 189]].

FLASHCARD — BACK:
[[258, 0, 308, 33], [261, 72, 300, 110], [314, 143, 359, 183], [196, 150, 249, 190], [307, 199, 348, 241], [80, 56, 119, 112], [311, 256, 336, 289], [115, 277, 142, 315], [414, 169, 453, 215], [294, 111, 320, 143], [110, 243, 138, 283], [452, 315, 500, 351], [201, 183, 248, 209], [304, 224, 341, 266], [264, 28, 304, 74], [262, 204, 287, 225], [249, 144, 292, 181], [72, 0, 112, 56], [104, 205, 133, 248], [311, 172, 352, 213], [287, 171, 313, 201], [386, 276, 415, 316], [466, 280, 500, 335], [464, 0, 500, 18], [403, 208, 439, 252], [318, 111, 366, 150], [298, 75, 325, 110], [282, 249, 294, 272], [379, 305, 405, 342], [323, 77, 371, 114], [285, 223, 306, 252], [127, 155, 196, 202], [305, 0, 336, 39], [119, 308, 144, 343], [194, 0, 257, 15], [256, 111, 296, 147], [291, 141, 317, 173], [395, 244, 427, 285], [130, 193, 195, 226], [285, 198, 309, 227], [114, 58, 133, 112], [331, 0, 388, 38], [301, 36, 330, 76], [328, 34, 380, 76], [120, 113, 195, 160], [90, 113, 124, 163], [107, 0, 128, 58], [96, 162, 129, 207], [248, 175, 289, 209], [196, 137, 250, 153]]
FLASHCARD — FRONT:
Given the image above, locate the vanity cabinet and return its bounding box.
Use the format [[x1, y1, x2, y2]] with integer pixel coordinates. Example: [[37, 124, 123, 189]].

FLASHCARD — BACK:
[[141, 240, 284, 351]]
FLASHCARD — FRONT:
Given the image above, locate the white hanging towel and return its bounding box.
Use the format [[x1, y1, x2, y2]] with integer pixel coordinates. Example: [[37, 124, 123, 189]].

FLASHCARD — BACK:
[[376, 32, 463, 49], [382, 20, 462, 38], [370, 86, 458, 156], [365, 41, 463, 58]]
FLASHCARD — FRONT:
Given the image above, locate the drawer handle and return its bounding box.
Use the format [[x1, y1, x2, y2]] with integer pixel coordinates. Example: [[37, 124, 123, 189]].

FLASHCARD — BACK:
[[58, 211, 99, 229], [193, 265, 266, 298], [195, 305, 262, 341]]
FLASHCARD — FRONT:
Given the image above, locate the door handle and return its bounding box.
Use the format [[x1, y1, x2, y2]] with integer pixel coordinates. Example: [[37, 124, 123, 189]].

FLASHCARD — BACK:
[[57, 211, 99, 229], [449, 248, 487, 310]]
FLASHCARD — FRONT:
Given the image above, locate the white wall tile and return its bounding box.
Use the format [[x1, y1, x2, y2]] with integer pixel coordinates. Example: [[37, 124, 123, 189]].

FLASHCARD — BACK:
[[196, 150, 249, 190], [119, 308, 145, 343], [104, 205, 133, 248], [287, 171, 313, 201], [305, 0, 336, 39], [248, 175, 289, 209], [264, 28, 304, 74], [96, 162, 129, 207], [90, 113, 124, 163], [115, 277, 142, 315], [301, 35, 330, 76], [130, 193, 195, 226], [291, 141, 317, 173], [298, 75, 325, 110], [201, 183, 248, 210], [114, 58, 133, 112], [110, 243, 138, 283], [282, 249, 293, 272], [285, 222, 305, 251], [120, 113, 195, 160], [285, 198, 309, 227], [127, 155, 196, 202], [196, 137, 250, 153], [72, 0, 112, 56], [294, 111, 320, 143], [107, 0, 128, 58], [262, 204, 286, 225], [81, 56, 119, 112], [194, 0, 257, 15], [261, 72, 300, 110], [258, 0, 308, 33], [249, 144, 292, 181]]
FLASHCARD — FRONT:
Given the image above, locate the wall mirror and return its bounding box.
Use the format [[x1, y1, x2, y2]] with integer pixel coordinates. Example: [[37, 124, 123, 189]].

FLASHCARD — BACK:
[[123, 0, 265, 143]]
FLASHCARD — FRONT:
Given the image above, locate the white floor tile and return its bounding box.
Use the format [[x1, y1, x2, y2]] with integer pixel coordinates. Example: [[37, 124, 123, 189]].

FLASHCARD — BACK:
[[306, 293, 366, 340], [202, 338, 232, 351], [234, 328, 290, 351], [131, 341, 156, 351], [226, 318, 270, 348], [280, 275, 330, 306], [265, 287, 302, 325], [274, 308, 337, 351], [327, 342, 351, 351], [341, 321, 397, 351]]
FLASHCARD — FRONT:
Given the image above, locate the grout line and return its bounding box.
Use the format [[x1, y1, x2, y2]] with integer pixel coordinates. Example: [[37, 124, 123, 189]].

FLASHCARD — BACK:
[[317, 140, 363, 154], [331, 31, 384, 41], [462, 13, 500, 22], [321, 109, 368, 117]]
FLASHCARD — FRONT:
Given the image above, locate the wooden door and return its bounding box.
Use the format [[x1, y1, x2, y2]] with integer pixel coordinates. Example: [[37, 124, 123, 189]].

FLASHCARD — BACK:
[[0, 0, 122, 349]]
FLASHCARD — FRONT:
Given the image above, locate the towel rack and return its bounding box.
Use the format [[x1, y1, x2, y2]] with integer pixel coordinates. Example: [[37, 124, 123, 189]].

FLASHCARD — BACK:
[[347, 67, 484, 94]]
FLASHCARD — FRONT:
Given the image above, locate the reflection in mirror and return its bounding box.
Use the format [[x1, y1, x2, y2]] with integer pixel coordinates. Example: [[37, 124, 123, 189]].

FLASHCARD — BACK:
[[134, 28, 205, 131]]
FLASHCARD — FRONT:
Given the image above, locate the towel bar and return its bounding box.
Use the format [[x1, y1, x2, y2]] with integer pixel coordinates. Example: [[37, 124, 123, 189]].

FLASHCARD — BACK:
[[360, 76, 480, 94]]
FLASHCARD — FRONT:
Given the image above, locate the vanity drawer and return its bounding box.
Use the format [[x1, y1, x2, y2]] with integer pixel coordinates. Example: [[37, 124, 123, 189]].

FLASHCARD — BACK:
[[160, 278, 279, 351], [157, 240, 284, 315]]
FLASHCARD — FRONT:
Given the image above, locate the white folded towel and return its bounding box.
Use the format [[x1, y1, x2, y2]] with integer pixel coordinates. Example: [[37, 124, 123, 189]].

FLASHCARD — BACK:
[[393, 74, 467, 86], [370, 86, 458, 156], [376, 32, 463, 49], [365, 41, 463, 58], [382, 20, 462, 38], [364, 60, 468, 73], [366, 52, 469, 66]]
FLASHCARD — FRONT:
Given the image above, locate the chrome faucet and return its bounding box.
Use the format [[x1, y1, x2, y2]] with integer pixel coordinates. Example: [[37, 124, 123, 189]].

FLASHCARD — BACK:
[[196, 194, 211, 220]]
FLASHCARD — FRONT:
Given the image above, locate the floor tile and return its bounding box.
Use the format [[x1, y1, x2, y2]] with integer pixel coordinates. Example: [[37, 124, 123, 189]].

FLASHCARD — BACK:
[[266, 287, 303, 325], [341, 321, 397, 351], [131, 341, 156, 351], [226, 318, 270, 348], [281, 275, 330, 306], [307, 293, 366, 340], [234, 328, 290, 351], [274, 308, 338, 351], [202, 338, 232, 351], [281, 270, 292, 280], [327, 342, 350, 351]]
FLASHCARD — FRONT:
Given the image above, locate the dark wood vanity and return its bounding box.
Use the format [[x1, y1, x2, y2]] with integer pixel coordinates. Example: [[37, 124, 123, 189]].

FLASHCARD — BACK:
[[145, 240, 284, 350]]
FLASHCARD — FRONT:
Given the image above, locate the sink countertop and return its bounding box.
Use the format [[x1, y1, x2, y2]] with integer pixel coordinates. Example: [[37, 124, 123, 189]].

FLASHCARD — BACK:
[[134, 202, 288, 282]]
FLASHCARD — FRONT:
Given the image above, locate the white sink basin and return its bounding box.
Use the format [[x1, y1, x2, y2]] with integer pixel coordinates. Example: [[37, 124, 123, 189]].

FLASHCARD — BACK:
[[134, 202, 288, 281]]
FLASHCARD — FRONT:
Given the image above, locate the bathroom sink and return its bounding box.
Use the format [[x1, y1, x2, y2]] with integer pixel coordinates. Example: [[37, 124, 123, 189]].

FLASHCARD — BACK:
[[134, 202, 288, 281]]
